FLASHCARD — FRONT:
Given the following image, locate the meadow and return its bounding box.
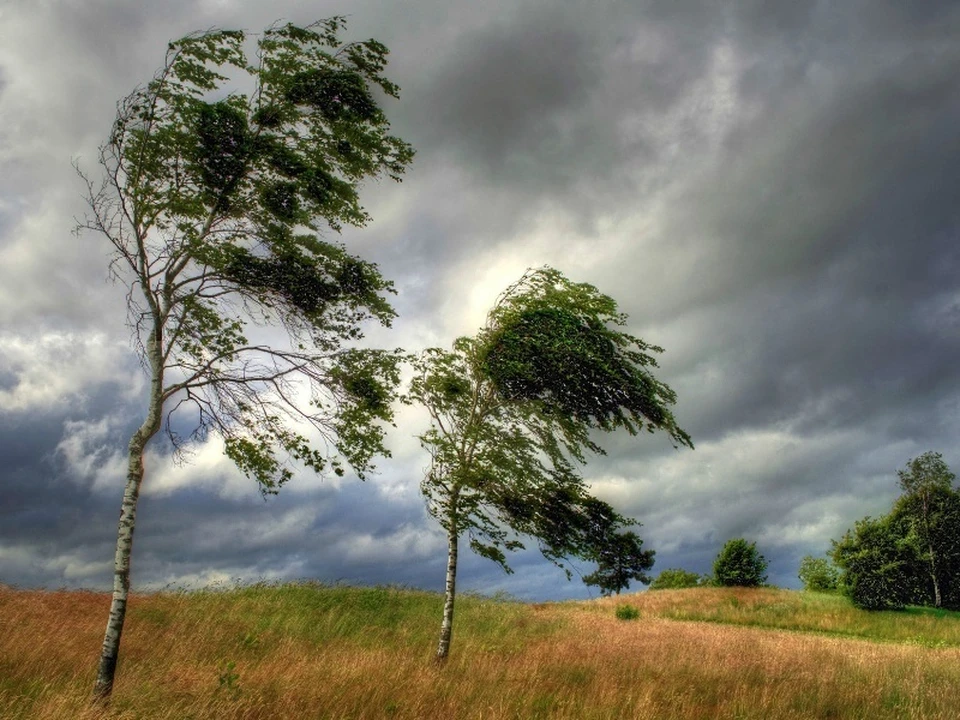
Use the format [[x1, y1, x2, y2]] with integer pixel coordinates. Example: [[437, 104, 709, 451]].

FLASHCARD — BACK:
[[1, 582, 958, 719]]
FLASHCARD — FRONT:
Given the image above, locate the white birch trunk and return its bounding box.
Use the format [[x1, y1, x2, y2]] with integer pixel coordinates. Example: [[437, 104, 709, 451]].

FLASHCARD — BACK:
[[93, 331, 164, 700], [929, 539, 942, 608], [435, 518, 459, 662], [921, 493, 942, 609]]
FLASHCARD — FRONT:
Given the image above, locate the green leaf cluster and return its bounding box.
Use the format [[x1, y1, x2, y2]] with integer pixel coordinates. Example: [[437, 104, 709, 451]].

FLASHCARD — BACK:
[[831, 453, 960, 610], [83, 18, 414, 493], [409, 267, 691, 584], [649, 568, 706, 590], [713, 538, 768, 587], [831, 515, 917, 610], [797, 555, 840, 593], [582, 529, 655, 596], [478, 268, 693, 452]]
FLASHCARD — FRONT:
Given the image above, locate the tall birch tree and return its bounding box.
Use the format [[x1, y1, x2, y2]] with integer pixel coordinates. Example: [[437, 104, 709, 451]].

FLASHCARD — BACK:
[[408, 267, 692, 661], [76, 19, 413, 699]]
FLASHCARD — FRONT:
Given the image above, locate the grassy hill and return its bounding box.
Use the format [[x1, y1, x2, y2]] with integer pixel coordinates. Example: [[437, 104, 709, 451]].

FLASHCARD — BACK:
[[2, 583, 959, 719]]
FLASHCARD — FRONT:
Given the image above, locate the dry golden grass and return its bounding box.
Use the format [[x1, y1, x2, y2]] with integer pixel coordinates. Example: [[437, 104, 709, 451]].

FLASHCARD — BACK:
[[1, 583, 958, 719]]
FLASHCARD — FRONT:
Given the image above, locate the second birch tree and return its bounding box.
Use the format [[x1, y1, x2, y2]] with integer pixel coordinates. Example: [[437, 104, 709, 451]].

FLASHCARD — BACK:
[[409, 267, 692, 661]]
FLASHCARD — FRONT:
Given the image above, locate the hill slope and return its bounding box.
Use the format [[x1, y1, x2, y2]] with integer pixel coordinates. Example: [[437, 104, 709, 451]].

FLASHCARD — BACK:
[[1, 583, 958, 719]]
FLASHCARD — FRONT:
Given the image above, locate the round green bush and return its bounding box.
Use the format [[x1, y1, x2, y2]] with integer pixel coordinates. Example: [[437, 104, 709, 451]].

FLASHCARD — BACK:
[[713, 538, 768, 587]]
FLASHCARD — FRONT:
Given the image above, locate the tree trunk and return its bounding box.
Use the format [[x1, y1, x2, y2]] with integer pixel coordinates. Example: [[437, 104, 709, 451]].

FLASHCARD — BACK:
[[93, 332, 163, 701], [435, 519, 459, 662], [928, 540, 942, 608], [921, 492, 942, 609]]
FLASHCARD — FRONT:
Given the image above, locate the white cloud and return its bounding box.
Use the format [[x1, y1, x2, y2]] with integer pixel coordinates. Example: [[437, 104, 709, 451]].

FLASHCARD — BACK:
[[0, 332, 141, 413], [333, 523, 446, 565], [143, 436, 262, 500], [56, 416, 127, 492]]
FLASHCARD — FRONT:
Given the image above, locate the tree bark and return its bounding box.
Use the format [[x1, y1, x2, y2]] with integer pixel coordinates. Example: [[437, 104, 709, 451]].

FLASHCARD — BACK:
[[928, 540, 942, 608], [921, 492, 942, 609], [93, 332, 163, 701], [435, 519, 459, 662]]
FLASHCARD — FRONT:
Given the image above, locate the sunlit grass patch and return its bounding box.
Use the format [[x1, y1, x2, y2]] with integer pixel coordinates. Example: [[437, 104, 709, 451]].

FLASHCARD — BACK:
[[588, 586, 960, 646]]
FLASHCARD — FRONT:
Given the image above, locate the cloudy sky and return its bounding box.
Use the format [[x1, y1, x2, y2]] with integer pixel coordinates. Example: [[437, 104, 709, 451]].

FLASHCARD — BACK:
[[2, 0, 959, 601]]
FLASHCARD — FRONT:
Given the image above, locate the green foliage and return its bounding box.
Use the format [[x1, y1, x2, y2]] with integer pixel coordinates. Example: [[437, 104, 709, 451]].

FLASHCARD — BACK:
[[614, 604, 640, 621], [798, 555, 840, 593], [893, 451, 960, 610], [216, 659, 240, 699], [897, 451, 956, 497], [713, 539, 768, 588], [79, 18, 414, 490], [831, 452, 960, 611], [892, 487, 960, 610], [649, 568, 705, 590], [409, 268, 690, 580], [582, 530, 655, 596], [409, 268, 691, 656], [478, 268, 694, 450], [831, 515, 919, 610]]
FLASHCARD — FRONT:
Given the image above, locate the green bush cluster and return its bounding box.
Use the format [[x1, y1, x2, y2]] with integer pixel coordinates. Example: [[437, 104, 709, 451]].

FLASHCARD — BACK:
[[713, 539, 768, 587], [830, 452, 960, 611], [649, 568, 705, 590], [798, 556, 839, 593]]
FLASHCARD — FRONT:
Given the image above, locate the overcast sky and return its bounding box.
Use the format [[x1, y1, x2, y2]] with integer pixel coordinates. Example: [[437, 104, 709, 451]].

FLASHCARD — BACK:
[[1, 0, 959, 601]]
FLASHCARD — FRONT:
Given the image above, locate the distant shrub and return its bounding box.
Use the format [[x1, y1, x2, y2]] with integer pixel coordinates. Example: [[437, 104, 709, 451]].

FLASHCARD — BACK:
[[714, 539, 768, 587], [798, 555, 839, 592], [649, 568, 704, 590], [615, 604, 640, 621]]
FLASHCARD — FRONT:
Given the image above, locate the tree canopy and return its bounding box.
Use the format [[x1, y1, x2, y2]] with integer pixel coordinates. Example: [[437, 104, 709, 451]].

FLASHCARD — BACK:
[[79, 20, 414, 488], [649, 568, 705, 590], [798, 555, 839, 593], [713, 538, 768, 587], [582, 528, 656, 596], [831, 514, 918, 610], [831, 452, 960, 611]]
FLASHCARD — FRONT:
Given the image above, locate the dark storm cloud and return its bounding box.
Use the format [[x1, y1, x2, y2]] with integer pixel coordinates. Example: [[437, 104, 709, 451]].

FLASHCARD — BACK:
[[5, 0, 960, 601], [595, 0, 960, 450], [0, 413, 115, 588], [421, 8, 599, 180], [0, 366, 449, 592], [656, 64, 960, 446], [398, 0, 960, 588], [600, 9, 960, 315], [0, 389, 426, 590]]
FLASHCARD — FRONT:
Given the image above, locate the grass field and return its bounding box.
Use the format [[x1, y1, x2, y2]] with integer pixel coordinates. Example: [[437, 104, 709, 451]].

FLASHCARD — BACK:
[[1, 582, 958, 719]]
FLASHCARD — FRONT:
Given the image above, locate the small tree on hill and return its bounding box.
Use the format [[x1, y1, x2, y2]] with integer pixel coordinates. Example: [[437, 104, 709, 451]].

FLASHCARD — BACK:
[[408, 267, 692, 660], [798, 555, 839, 592], [649, 568, 704, 590], [583, 529, 656, 596], [77, 19, 413, 700], [713, 538, 768, 587]]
